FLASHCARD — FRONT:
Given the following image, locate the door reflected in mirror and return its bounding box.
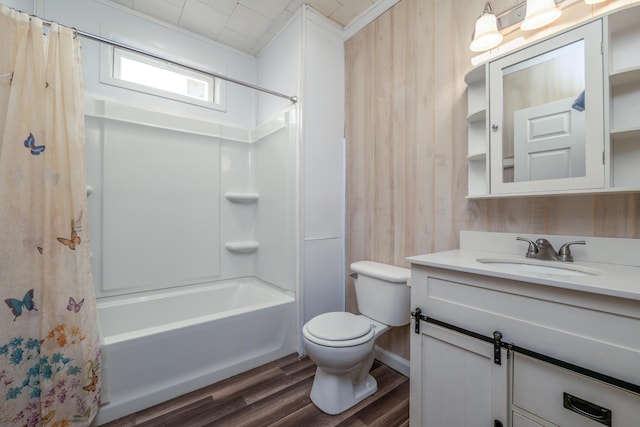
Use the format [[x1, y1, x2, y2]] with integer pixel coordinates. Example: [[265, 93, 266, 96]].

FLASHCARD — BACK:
[[501, 40, 586, 183]]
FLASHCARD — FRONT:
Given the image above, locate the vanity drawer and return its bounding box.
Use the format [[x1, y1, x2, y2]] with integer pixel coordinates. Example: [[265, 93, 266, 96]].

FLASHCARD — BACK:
[[512, 412, 550, 427], [513, 354, 640, 427]]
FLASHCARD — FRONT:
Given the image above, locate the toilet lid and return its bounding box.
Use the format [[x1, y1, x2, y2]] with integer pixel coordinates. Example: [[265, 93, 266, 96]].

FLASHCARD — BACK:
[[306, 312, 372, 341]]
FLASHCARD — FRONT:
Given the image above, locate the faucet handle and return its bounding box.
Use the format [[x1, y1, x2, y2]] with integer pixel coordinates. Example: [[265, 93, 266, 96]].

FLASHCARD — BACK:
[[516, 237, 538, 258], [558, 241, 586, 262]]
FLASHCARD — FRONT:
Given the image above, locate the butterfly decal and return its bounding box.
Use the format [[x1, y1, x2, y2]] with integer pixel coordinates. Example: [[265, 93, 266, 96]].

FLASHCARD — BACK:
[[23, 132, 45, 155], [4, 289, 38, 321], [82, 367, 98, 392], [42, 410, 57, 425], [67, 297, 84, 313], [57, 219, 81, 250]]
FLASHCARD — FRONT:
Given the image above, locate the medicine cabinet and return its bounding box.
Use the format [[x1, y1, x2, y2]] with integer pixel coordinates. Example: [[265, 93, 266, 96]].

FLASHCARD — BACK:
[[466, 4, 640, 198]]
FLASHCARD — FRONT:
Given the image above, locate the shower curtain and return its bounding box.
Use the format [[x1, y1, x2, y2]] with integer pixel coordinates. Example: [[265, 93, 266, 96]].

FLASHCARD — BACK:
[[0, 5, 101, 426]]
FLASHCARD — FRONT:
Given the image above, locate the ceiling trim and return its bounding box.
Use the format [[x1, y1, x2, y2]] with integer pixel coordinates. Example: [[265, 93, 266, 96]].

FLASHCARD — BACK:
[[343, 0, 402, 40]]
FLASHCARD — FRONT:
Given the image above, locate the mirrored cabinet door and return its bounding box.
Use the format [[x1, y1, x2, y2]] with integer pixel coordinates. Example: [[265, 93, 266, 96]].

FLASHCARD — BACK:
[[488, 20, 604, 195]]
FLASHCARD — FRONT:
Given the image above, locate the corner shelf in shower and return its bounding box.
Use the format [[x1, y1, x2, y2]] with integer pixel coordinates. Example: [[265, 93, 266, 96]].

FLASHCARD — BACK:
[[224, 192, 259, 204], [225, 241, 259, 254]]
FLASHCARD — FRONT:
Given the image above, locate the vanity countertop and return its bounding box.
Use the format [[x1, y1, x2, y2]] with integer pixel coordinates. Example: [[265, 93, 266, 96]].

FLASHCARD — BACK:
[[407, 231, 640, 301]]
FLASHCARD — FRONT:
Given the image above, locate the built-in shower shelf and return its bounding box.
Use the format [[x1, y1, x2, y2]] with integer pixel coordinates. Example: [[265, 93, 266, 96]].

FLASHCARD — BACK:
[[225, 241, 259, 254], [225, 192, 259, 204]]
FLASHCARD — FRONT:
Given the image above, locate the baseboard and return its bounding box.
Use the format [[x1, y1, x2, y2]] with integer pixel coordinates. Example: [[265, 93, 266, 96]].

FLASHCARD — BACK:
[[374, 346, 410, 377]]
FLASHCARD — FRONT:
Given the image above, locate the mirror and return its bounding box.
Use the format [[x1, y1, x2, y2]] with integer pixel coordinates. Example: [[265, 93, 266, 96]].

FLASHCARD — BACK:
[[502, 41, 585, 183], [489, 20, 604, 195]]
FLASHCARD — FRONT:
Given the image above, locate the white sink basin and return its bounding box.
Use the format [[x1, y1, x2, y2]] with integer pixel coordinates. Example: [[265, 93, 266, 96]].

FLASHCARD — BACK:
[[476, 258, 602, 277]]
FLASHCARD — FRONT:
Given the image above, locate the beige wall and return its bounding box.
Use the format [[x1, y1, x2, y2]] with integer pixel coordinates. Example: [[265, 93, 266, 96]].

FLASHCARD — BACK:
[[345, 0, 640, 360]]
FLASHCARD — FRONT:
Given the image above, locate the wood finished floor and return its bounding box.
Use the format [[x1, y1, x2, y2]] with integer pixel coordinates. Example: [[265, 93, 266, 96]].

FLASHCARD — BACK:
[[100, 353, 409, 427]]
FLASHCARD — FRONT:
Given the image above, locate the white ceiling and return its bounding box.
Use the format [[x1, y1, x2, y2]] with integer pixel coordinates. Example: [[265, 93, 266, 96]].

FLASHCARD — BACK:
[[106, 0, 383, 55]]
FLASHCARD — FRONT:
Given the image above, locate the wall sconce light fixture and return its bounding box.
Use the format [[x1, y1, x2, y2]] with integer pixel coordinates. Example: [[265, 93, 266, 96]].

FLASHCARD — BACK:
[[521, 0, 562, 30], [470, 2, 504, 52], [469, 0, 605, 54]]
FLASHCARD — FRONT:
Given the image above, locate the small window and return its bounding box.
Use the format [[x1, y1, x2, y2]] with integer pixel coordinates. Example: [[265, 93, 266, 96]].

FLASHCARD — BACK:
[[106, 47, 223, 109]]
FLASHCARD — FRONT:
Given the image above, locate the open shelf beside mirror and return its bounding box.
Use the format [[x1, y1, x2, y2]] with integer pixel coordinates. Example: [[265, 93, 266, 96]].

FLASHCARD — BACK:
[[607, 5, 640, 190], [465, 64, 489, 197], [610, 67, 640, 87]]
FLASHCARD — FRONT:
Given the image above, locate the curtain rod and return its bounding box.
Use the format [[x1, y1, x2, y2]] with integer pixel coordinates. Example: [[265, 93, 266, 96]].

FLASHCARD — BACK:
[[36, 16, 298, 103]]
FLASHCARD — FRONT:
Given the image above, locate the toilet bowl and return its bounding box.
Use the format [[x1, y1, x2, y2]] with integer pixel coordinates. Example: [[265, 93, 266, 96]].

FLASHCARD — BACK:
[[302, 261, 410, 415], [303, 312, 389, 414]]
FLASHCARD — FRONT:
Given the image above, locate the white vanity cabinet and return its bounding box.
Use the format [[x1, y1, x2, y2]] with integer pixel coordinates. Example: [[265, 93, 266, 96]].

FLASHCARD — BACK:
[[408, 241, 640, 427]]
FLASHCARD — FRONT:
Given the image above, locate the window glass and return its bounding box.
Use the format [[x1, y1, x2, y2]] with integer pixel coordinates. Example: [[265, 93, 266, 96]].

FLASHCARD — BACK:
[[110, 48, 220, 107]]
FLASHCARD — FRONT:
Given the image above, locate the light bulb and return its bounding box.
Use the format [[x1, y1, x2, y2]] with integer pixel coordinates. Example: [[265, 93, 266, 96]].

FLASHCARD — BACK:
[[470, 3, 503, 52], [521, 0, 562, 31]]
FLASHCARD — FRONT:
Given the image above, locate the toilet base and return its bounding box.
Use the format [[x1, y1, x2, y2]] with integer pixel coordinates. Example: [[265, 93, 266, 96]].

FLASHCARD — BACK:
[[309, 367, 378, 415]]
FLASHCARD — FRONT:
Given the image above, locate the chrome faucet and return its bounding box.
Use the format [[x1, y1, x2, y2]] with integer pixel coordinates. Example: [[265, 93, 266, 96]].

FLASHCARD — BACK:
[[516, 237, 585, 262]]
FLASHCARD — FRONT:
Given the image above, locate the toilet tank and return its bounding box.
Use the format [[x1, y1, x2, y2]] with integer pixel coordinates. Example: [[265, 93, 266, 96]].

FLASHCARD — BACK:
[[351, 261, 411, 327]]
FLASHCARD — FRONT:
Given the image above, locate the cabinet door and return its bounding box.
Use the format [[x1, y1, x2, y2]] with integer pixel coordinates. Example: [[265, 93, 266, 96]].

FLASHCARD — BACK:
[[488, 19, 604, 195], [410, 322, 508, 427]]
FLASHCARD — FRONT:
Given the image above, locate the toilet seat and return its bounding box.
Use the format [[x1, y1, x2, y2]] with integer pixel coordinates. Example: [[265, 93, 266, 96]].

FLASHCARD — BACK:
[[303, 312, 375, 347]]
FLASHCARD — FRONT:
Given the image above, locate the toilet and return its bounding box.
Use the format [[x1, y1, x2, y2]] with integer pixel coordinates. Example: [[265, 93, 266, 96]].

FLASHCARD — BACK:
[[302, 260, 411, 415]]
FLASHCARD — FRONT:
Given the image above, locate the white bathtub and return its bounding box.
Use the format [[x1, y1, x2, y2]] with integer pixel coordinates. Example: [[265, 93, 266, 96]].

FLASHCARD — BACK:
[[93, 278, 297, 425]]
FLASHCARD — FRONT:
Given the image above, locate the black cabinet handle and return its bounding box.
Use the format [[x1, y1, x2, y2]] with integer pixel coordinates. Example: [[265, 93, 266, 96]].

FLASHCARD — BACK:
[[563, 392, 612, 426]]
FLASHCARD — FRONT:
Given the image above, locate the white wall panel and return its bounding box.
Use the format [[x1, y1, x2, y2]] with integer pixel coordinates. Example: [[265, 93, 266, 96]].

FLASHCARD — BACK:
[[86, 101, 296, 298], [258, 8, 346, 326], [219, 141, 258, 279], [302, 12, 345, 239], [255, 120, 298, 293], [256, 9, 302, 124], [101, 121, 220, 294], [3, 0, 33, 12], [303, 238, 345, 323], [85, 116, 104, 294], [300, 10, 346, 322]]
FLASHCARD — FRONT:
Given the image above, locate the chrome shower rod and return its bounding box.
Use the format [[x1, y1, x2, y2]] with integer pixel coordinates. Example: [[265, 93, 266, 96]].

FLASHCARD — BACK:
[[34, 14, 298, 103]]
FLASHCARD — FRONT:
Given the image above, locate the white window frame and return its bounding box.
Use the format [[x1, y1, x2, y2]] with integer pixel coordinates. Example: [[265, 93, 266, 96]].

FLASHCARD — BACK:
[[101, 46, 226, 111]]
